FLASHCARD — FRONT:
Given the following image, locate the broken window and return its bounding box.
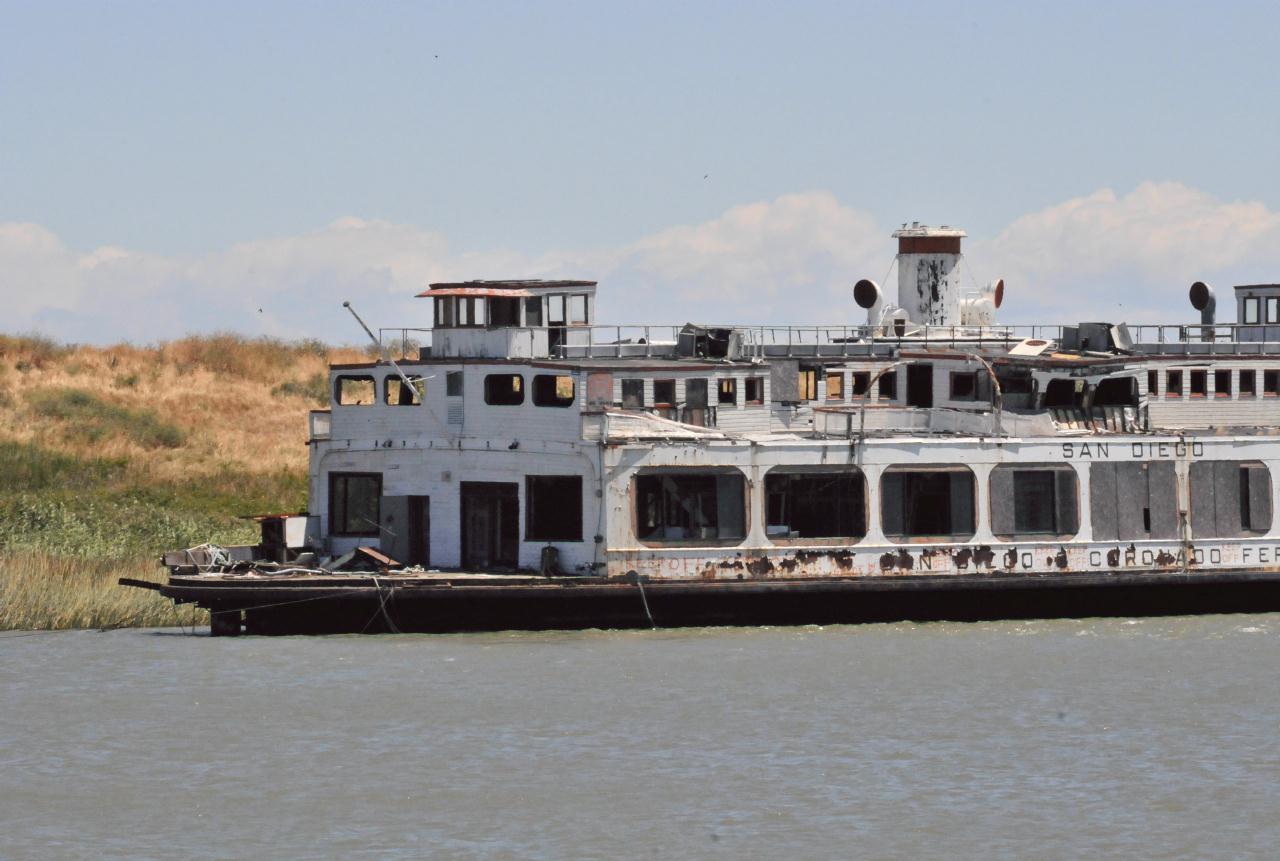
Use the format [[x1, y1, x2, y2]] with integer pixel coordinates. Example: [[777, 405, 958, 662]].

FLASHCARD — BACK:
[[524, 296, 543, 327], [329, 472, 381, 536], [653, 379, 676, 407], [385, 375, 426, 405], [1241, 369, 1257, 397], [950, 372, 977, 400], [1045, 378, 1085, 408], [1147, 370, 1158, 396], [1089, 462, 1178, 541], [489, 297, 521, 327], [484, 374, 524, 406], [718, 378, 737, 405], [765, 470, 866, 539], [526, 475, 583, 541], [851, 372, 870, 397], [825, 373, 843, 401], [569, 294, 589, 325], [1190, 370, 1207, 397], [335, 375, 376, 406], [881, 467, 975, 540], [533, 374, 575, 407], [798, 367, 818, 401], [1214, 369, 1232, 398], [990, 465, 1079, 538], [1093, 377, 1138, 407], [1244, 297, 1260, 324], [745, 377, 764, 404], [622, 379, 645, 409], [634, 471, 746, 542], [1166, 370, 1183, 398], [1190, 461, 1271, 538], [878, 371, 897, 401], [446, 371, 463, 397], [1266, 370, 1280, 396]]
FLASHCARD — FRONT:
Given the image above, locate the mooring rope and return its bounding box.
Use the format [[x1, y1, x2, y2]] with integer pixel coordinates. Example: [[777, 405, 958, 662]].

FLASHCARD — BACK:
[[636, 578, 656, 629]]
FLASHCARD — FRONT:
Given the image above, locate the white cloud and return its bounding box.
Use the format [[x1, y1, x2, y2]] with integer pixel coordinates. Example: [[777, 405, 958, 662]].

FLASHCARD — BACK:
[[3, 183, 1279, 344]]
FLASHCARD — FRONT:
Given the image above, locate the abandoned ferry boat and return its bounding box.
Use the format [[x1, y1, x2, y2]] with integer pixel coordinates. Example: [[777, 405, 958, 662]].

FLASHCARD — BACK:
[[123, 225, 1280, 634]]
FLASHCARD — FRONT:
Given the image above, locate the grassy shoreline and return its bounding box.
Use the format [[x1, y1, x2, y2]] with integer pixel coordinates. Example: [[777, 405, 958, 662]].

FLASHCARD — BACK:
[[0, 333, 347, 630]]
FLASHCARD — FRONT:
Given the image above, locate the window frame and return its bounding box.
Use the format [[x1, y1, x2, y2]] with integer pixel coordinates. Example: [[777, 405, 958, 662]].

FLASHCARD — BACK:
[[652, 379, 676, 407], [1214, 369, 1232, 398], [1268, 297, 1280, 324], [532, 374, 575, 407], [745, 377, 764, 405], [483, 373, 525, 406], [1243, 296, 1261, 325], [878, 370, 897, 401], [989, 464, 1080, 540], [384, 374, 426, 406], [1189, 369, 1208, 398], [718, 377, 737, 405], [825, 372, 844, 401], [764, 467, 867, 543], [880, 465, 977, 543], [1166, 369, 1183, 398], [632, 468, 748, 546], [1240, 369, 1257, 397], [334, 374, 377, 406], [328, 472, 382, 537], [950, 371, 977, 401]]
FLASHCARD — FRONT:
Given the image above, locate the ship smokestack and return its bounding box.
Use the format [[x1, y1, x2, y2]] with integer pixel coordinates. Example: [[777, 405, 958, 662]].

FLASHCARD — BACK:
[[891, 223, 967, 326]]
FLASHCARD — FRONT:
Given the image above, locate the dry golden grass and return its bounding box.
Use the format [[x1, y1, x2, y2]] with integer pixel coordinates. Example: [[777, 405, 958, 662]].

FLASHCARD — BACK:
[[0, 333, 372, 630], [0, 550, 207, 631]]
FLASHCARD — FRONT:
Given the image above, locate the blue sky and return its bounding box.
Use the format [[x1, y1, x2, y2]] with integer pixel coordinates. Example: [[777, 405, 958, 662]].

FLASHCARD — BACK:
[[3, 1, 1280, 343]]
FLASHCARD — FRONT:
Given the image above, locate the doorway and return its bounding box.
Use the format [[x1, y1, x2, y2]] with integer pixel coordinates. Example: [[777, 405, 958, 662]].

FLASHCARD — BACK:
[[460, 482, 519, 570], [907, 364, 934, 408]]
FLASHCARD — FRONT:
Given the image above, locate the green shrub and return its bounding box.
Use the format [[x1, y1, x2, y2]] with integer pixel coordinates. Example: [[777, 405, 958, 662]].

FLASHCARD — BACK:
[[26, 388, 186, 449]]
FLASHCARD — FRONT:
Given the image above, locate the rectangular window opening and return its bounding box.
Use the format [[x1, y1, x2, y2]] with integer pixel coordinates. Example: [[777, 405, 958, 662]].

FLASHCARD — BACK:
[[446, 371, 463, 397], [532, 374, 575, 407], [484, 374, 524, 406], [1244, 297, 1260, 324], [851, 372, 870, 397], [825, 373, 843, 401], [635, 471, 746, 542], [569, 294, 589, 325], [335, 375, 376, 406], [385, 375, 425, 405], [1147, 370, 1158, 396], [878, 371, 897, 401], [526, 475, 583, 541], [718, 378, 737, 405], [951, 371, 977, 400], [1166, 370, 1183, 398], [1264, 370, 1279, 396], [745, 377, 764, 404], [798, 368, 818, 401], [881, 468, 975, 540], [992, 465, 1079, 538], [621, 379, 644, 409], [1214, 369, 1232, 398], [653, 379, 676, 407], [765, 471, 866, 539], [329, 472, 381, 536], [1268, 297, 1280, 324], [1240, 369, 1256, 396], [1190, 370, 1207, 397]]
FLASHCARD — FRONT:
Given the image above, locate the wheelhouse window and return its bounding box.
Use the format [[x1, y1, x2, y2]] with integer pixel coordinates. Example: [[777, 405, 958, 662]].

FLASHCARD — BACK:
[[634, 471, 746, 542], [1214, 369, 1232, 398], [1189, 461, 1272, 538], [1243, 297, 1260, 324], [569, 294, 589, 325], [990, 465, 1079, 538], [745, 377, 764, 404], [335, 375, 376, 406], [825, 373, 844, 401], [1268, 297, 1280, 324], [950, 372, 977, 400], [881, 467, 976, 541], [526, 475, 583, 541], [524, 296, 543, 327], [532, 374, 575, 407], [329, 472, 381, 536], [878, 371, 897, 401], [1166, 370, 1182, 398], [484, 374, 524, 405], [385, 375, 425, 405], [434, 297, 454, 327], [718, 378, 737, 405], [765, 470, 866, 540], [622, 379, 645, 409], [489, 297, 521, 327]]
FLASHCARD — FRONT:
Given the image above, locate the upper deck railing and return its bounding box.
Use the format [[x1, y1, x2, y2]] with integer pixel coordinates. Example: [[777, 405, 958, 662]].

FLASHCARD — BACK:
[[378, 323, 1280, 361]]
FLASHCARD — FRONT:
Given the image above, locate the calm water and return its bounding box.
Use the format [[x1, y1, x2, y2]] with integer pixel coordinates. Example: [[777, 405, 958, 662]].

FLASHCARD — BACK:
[[2, 616, 1278, 860]]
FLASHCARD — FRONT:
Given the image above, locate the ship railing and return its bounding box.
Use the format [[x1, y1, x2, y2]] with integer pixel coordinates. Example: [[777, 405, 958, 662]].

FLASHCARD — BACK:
[[378, 328, 434, 360], [1129, 324, 1280, 355]]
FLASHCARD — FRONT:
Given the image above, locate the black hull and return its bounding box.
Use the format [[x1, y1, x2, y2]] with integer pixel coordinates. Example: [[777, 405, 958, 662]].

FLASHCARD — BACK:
[[126, 569, 1280, 636]]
